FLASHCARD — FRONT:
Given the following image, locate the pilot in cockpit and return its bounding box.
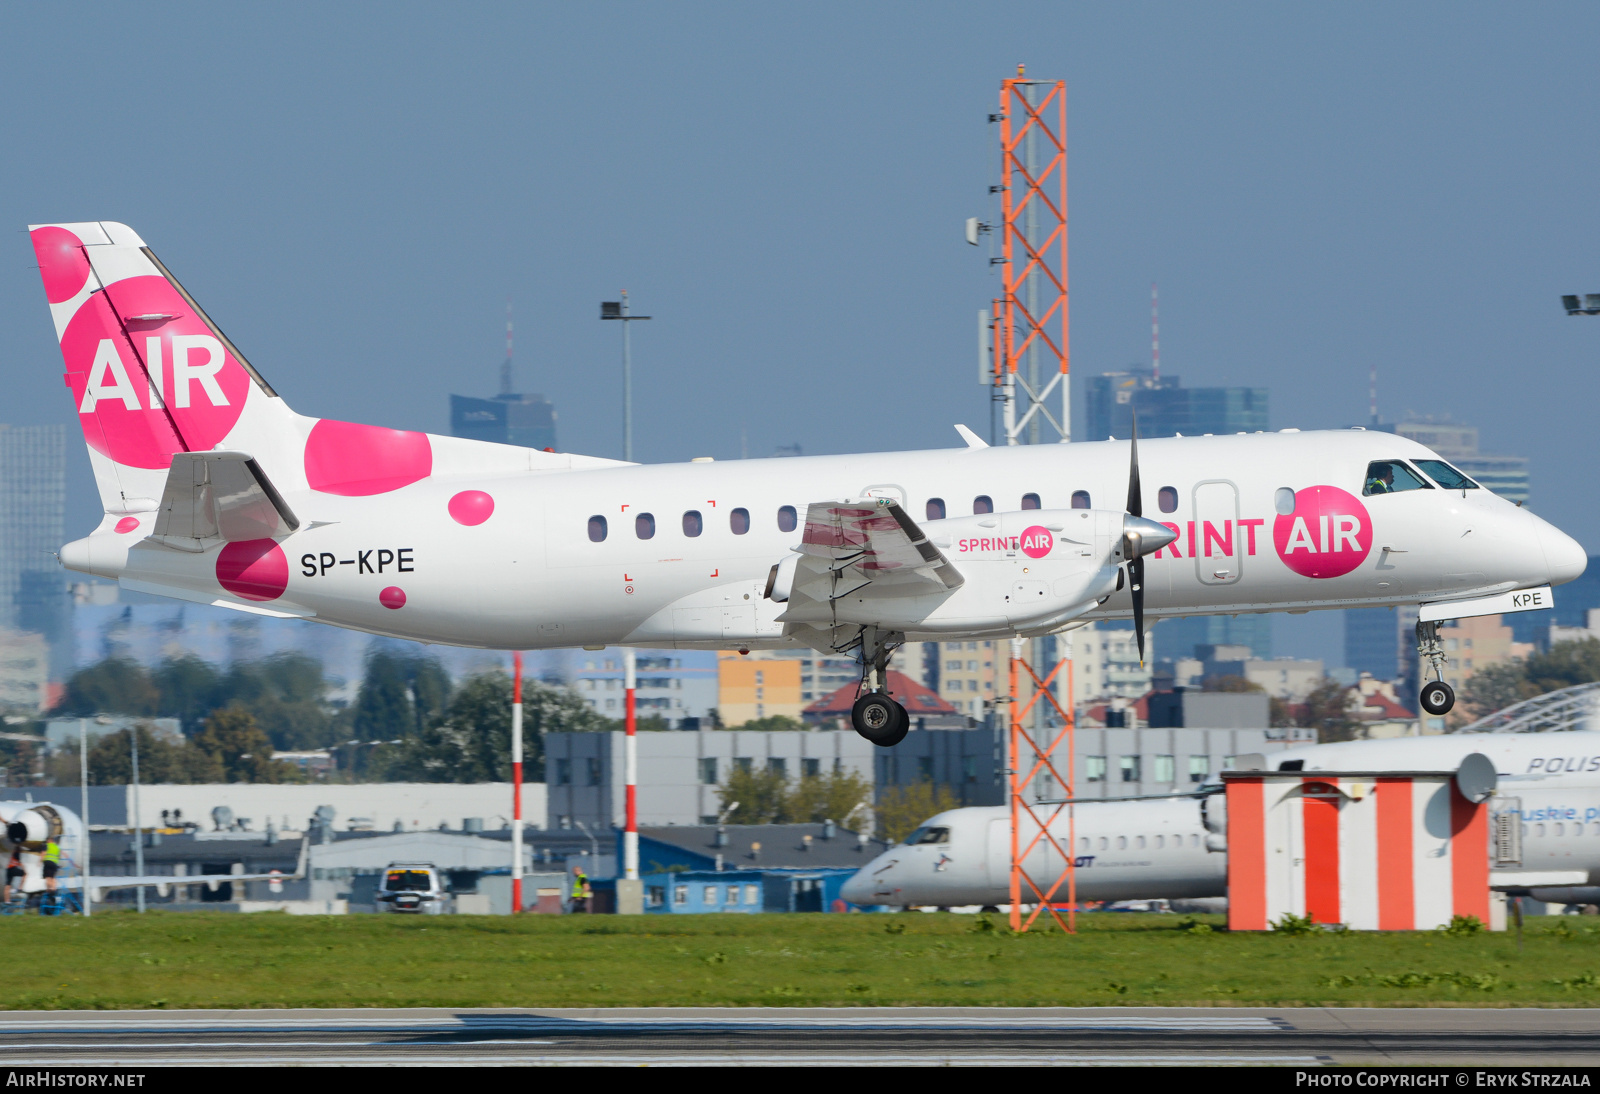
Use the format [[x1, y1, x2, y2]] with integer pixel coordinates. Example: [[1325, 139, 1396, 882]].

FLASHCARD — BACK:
[[1364, 463, 1395, 495]]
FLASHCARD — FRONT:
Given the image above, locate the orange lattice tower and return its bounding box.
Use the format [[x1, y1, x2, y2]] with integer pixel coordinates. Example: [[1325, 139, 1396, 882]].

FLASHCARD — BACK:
[[992, 65, 1069, 446]]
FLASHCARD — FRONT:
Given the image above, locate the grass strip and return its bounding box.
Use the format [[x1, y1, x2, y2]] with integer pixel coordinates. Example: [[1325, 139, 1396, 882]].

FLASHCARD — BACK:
[[5, 910, 1600, 1010]]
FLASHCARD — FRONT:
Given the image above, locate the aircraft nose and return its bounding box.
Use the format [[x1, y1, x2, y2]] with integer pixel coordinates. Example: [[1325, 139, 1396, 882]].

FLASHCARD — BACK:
[[1540, 521, 1588, 587], [839, 869, 872, 905]]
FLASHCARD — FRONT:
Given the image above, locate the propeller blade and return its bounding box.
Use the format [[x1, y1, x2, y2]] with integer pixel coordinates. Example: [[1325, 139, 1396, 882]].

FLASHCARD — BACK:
[[1126, 414, 1142, 518], [1130, 556, 1146, 664]]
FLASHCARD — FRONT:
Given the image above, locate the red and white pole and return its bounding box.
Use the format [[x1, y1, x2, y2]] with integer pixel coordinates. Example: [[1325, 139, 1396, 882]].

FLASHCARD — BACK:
[[623, 647, 638, 881], [511, 650, 524, 914]]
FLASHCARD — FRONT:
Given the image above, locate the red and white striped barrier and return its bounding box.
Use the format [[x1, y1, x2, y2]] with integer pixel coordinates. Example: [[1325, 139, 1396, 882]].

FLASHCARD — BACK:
[[1224, 761, 1496, 931]]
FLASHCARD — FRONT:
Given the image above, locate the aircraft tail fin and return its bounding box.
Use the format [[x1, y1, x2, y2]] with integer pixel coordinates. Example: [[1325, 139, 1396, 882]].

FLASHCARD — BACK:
[[28, 221, 297, 516]]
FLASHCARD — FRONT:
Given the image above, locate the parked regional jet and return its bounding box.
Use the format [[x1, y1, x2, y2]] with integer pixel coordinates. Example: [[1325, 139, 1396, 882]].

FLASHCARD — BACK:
[[28, 222, 1585, 744], [840, 732, 1600, 909], [1, 801, 306, 904]]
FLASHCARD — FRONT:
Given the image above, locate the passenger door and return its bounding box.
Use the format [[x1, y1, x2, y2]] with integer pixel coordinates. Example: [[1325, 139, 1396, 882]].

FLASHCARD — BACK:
[[1192, 480, 1242, 587]]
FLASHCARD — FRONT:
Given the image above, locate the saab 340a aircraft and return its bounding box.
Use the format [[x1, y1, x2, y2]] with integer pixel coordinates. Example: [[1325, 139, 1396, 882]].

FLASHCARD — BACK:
[[29, 221, 1587, 745]]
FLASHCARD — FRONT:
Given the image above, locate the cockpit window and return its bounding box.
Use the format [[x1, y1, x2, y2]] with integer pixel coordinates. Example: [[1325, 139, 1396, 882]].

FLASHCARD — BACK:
[[903, 825, 950, 845], [1362, 460, 1432, 496], [1414, 459, 1479, 490]]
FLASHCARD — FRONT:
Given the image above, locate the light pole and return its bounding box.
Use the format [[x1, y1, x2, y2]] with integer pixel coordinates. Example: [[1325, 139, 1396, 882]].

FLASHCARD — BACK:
[[511, 650, 524, 914], [130, 727, 144, 914], [600, 292, 651, 461], [79, 720, 90, 917]]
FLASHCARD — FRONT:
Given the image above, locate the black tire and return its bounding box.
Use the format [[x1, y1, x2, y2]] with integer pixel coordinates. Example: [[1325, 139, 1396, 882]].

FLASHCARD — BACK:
[[877, 701, 910, 747], [1420, 680, 1455, 716], [852, 693, 904, 744]]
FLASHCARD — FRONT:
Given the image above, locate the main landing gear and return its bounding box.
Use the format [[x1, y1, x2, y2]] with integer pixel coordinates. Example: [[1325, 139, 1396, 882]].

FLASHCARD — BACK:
[[849, 626, 908, 746], [1415, 621, 1456, 716]]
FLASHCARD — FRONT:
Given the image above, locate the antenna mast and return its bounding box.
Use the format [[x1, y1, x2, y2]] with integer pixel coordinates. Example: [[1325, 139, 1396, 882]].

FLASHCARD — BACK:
[[500, 297, 514, 397], [1151, 282, 1160, 382]]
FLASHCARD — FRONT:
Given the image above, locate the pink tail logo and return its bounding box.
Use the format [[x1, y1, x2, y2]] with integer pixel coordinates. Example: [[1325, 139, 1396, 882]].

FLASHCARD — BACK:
[[33, 227, 250, 470]]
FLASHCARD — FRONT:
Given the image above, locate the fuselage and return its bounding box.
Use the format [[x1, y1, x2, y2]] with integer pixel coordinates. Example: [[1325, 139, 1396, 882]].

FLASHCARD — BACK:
[[842, 732, 1600, 908], [73, 427, 1586, 653]]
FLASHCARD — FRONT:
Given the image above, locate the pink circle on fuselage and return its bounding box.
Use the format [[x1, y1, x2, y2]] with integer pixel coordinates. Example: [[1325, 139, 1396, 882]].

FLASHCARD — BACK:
[[304, 418, 433, 496], [1272, 485, 1373, 579], [31, 226, 92, 304], [1020, 524, 1054, 559], [448, 490, 495, 526], [216, 539, 289, 601], [59, 276, 252, 469], [379, 586, 407, 609], [114, 516, 141, 534]]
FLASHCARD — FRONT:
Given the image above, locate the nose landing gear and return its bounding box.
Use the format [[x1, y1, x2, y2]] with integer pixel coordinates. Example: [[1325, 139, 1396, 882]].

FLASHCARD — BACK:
[[1415, 621, 1456, 716], [848, 626, 909, 746]]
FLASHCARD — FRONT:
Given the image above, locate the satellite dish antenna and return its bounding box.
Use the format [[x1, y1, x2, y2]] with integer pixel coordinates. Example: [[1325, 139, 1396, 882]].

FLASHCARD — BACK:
[[1455, 753, 1498, 804]]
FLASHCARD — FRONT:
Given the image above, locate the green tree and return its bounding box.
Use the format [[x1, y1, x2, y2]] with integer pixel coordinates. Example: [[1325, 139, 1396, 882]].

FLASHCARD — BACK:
[[350, 649, 452, 743], [728, 714, 805, 732], [717, 764, 791, 824], [787, 769, 874, 824], [1521, 638, 1600, 694], [191, 706, 301, 783], [1460, 660, 1538, 719], [55, 659, 159, 717], [151, 656, 222, 735], [372, 674, 604, 783], [87, 724, 221, 785], [875, 782, 959, 844], [1294, 677, 1363, 743], [220, 652, 336, 751]]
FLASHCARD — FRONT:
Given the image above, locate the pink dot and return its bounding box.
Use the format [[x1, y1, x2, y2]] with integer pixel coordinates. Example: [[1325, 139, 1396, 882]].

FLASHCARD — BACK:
[[379, 586, 407, 610], [114, 516, 141, 534], [304, 419, 432, 496], [216, 539, 289, 602], [448, 490, 495, 526], [31, 226, 91, 304]]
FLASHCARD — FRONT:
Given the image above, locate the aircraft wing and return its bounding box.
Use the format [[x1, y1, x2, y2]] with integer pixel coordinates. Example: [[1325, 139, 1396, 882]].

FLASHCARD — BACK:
[[66, 838, 309, 900], [777, 498, 963, 625]]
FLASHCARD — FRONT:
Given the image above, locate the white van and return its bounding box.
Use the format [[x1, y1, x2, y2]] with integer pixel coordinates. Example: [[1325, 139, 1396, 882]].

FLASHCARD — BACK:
[[375, 862, 447, 914]]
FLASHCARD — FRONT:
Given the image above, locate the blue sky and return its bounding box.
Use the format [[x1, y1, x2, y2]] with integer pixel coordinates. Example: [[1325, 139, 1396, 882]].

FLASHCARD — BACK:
[[3, 3, 1596, 666]]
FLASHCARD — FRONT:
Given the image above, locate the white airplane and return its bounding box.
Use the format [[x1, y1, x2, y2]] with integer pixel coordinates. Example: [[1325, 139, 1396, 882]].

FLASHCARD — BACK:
[[840, 732, 1600, 910], [29, 221, 1586, 745], [1, 800, 307, 906]]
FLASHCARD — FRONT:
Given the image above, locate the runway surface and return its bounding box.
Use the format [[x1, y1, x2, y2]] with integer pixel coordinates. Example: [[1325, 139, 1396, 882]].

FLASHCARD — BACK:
[[0, 1006, 1597, 1066]]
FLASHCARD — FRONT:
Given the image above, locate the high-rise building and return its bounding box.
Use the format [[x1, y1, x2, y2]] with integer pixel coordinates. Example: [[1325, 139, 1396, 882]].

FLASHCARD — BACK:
[[1083, 368, 1268, 442], [1344, 606, 1402, 681], [449, 393, 558, 450], [1156, 614, 1271, 662], [0, 425, 66, 637]]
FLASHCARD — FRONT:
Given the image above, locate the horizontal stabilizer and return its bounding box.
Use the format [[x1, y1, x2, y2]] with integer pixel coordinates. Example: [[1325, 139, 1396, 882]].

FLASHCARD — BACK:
[[151, 451, 298, 550]]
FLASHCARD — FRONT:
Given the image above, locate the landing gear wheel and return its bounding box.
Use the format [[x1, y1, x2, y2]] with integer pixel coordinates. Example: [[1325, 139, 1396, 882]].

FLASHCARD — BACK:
[[1420, 680, 1455, 716], [852, 693, 907, 746]]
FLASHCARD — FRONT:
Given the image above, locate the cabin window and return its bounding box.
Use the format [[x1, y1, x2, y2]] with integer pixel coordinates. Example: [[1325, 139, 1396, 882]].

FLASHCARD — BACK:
[[1415, 459, 1480, 490], [1274, 487, 1296, 515], [1116, 836, 1128, 850], [1155, 835, 1165, 849], [635, 513, 656, 539], [1363, 460, 1432, 496], [1158, 486, 1178, 513], [926, 498, 946, 520], [587, 515, 608, 542], [1136, 835, 1146, 849], [682, 510, 703, 537], [973, 495, 993, 515], [1079, 837, 1090, 851], [1071, 490, 1090, 509], [729, 507, 750, 535], [777, 505, 797, 532], [1021, 492, 1041, 510]]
